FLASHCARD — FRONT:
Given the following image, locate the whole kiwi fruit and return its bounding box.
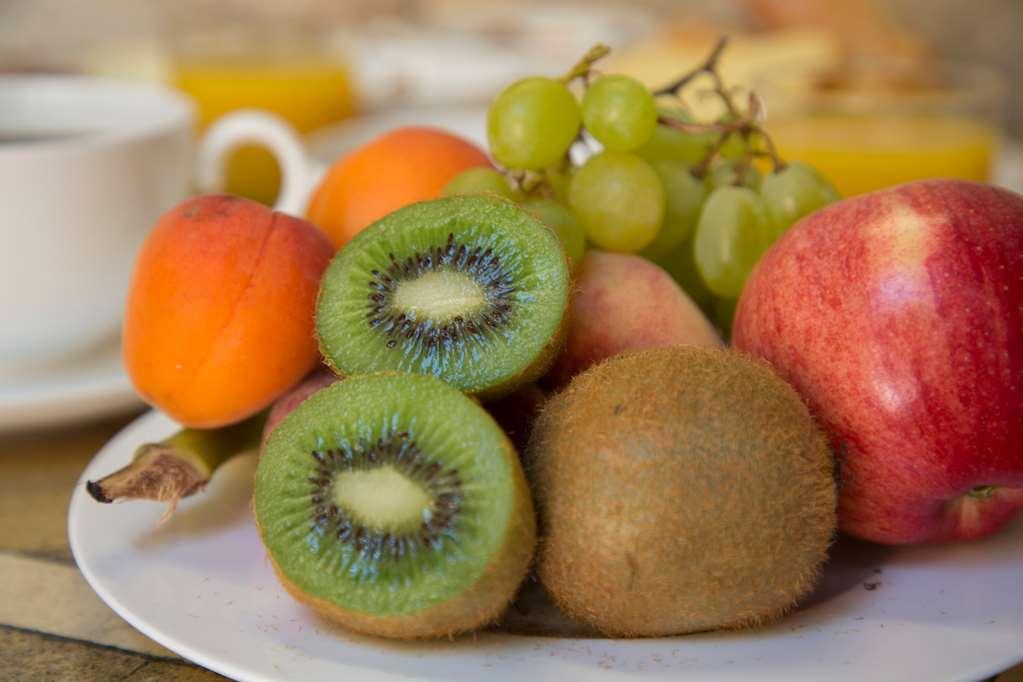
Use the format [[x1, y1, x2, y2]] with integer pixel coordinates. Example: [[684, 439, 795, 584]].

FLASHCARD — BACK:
[[528, 346, 836, 637], [255, 373, 536, 639]]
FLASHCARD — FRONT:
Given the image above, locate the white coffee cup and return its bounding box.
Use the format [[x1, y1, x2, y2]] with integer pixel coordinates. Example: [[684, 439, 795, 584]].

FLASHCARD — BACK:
[[0, 77, 321, 371]]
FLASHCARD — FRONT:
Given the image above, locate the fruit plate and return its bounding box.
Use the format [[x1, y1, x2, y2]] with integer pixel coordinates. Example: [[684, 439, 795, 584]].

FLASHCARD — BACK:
[[69, 410, 1023, 682]]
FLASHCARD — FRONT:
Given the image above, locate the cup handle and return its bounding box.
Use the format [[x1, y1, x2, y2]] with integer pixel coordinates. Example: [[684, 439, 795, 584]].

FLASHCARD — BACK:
[[196, 109, 324, 216]]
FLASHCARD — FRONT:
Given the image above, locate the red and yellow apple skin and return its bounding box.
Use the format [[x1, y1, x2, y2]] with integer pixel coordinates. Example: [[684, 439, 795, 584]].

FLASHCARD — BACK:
[[733, 180, 1023, 545]]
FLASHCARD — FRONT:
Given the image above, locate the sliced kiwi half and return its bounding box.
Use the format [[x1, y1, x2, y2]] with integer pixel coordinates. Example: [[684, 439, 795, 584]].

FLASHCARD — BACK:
[[254, 373, 536, 639], [316, 196, 570, 398]]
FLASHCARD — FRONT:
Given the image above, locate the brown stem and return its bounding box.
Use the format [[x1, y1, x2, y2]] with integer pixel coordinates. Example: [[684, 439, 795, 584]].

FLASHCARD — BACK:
[[86, 444, 208, 517], [561, 43, 611, 84], [653, 36, 788, 173], [653, 36, 729, 97], [86, 412, 265, 518]]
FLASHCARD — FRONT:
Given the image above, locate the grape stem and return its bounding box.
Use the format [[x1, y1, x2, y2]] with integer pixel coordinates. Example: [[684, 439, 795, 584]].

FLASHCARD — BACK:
[[561, 43, 611, 85], [653, 37, 787, 174], [653, 36, 731, 104]]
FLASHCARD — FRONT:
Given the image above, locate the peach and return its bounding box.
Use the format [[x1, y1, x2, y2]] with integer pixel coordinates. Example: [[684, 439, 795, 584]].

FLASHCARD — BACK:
[[262, 369, 340, 444], [547, 251, 720, 387], [123, 195, 335, 427]]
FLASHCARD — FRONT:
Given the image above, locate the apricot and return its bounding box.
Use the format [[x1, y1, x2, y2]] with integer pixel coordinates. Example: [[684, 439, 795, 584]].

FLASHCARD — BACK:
[[123, 195, 334, 428], [546, 251, 721, 387], [306, 126, 491, 248]]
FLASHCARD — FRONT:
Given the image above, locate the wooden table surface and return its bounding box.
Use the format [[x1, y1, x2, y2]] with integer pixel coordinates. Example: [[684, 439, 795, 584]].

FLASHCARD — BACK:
[[2, 409, 1022, 681]]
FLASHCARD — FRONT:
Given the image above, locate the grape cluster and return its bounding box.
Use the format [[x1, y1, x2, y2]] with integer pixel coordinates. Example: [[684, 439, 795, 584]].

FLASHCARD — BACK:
[[444, 41, 839, 335]]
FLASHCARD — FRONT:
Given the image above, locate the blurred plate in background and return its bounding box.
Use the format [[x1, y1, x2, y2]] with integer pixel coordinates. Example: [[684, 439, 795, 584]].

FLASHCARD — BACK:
[[0, 334, 141, 432]]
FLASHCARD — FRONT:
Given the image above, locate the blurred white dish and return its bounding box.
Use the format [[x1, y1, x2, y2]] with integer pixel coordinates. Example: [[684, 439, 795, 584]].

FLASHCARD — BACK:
[[70, 409, 1023, 682], [0, 332, 141, 432]]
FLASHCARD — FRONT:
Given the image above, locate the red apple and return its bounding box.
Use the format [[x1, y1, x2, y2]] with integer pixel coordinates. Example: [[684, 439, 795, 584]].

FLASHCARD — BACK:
[[733, 180, 1023, 545]]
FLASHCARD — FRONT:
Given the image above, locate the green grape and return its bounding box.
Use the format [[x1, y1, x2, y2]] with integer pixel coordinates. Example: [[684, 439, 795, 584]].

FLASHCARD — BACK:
[[658, 235, 716, 311], [569, 151, 665, 253], [487, 77, 581, 170], [521, 197, 586, 270], [636, 107, 715, 165], [582, 74, 657, 152], [693, 186, 772, 298], [760, 161, 841, 238], [544, 167, 573, 204], [640, 161, 707, 262], [441, 167, 520, 201], [703, 160, 762, 192]]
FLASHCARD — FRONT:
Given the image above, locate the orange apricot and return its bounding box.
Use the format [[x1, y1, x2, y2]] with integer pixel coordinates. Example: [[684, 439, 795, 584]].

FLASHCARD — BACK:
[[306, 126, 491, 248], [123, 195, 334, 428]]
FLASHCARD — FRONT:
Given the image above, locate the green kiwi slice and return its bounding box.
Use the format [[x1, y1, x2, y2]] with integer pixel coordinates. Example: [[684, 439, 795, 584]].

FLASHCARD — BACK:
[[316, 196, 570, 398], [254, 373, 536, 639]]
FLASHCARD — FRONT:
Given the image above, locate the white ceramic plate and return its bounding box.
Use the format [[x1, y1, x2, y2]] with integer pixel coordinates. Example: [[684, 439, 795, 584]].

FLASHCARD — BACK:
[[70, 410, 1023, 682], [0, 332, 142, 432]]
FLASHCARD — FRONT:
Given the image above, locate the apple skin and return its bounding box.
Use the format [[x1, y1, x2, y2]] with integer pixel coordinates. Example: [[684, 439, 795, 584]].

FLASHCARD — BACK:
[[733, 180, 1023, 545]]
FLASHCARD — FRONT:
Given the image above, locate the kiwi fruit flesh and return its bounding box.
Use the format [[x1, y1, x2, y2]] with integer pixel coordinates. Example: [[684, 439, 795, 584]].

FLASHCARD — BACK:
[[316, 195, 570, 399], [528, 346, 836, 637], [254, 373, 536, 639]]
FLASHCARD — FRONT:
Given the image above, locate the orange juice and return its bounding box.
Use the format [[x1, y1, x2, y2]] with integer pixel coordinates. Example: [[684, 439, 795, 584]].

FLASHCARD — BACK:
[[173, 59, 357, 204], [767, 114, 996, 197]]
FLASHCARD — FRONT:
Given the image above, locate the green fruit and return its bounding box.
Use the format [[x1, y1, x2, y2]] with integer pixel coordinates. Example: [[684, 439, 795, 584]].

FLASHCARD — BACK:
[[760, 161, 840, 237], [693, 186, 772, 298], [581, 74, 657, 152], [487, 77, 581, 170], [521, 197, 585, 271], [703, 160, 762, 192], [569, 151, 664, 253], [528, 346, 836, 637], [255, 373, 536, 640], [636, 107, 715, 165], [316, 195, 570, 399], [654, 235, 716, 311], [442, 167, 520, 201], [639, 161, 706, 262]]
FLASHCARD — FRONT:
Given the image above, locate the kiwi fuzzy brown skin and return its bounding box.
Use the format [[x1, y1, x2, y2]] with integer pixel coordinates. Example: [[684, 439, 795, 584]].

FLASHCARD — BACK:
[[528, 346, 836, 637], [254, 373, 537, 640]]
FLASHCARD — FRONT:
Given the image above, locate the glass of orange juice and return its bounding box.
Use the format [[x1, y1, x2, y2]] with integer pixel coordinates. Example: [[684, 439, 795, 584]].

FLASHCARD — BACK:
[[756, 59, 1005, 197], [170, 28, 357, 205]]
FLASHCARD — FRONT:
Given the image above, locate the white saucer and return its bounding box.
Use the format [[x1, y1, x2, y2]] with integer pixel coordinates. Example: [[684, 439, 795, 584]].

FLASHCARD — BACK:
[[0, 332, 142, 431]]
